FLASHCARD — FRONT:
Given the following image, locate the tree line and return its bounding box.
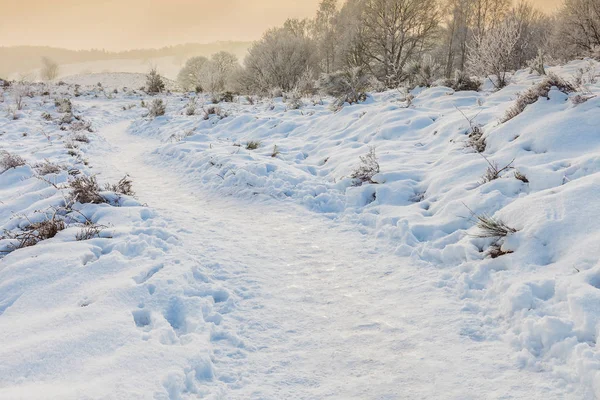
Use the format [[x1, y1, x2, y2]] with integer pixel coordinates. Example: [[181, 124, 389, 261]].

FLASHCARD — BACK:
[[175, 0, 600, 95]]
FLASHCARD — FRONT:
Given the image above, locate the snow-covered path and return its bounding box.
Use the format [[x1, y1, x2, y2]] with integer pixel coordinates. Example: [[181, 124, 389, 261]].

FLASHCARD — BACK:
[[88, 121, 567, 399]]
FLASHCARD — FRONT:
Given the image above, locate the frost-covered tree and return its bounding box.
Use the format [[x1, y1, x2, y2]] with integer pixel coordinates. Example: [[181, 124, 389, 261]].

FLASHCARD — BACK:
[[468, 17, 522, 89], [146, 67, 165, 94], [242, 22, 318, 92], [312, 0, 339, 73], [40, 57, 59, 81], [440, 0, 510, 78], [510, 0, 549, 69], [360, 0, 441, 87], [557, 0, 600, 56], [333, 0, 369, 71], [196, 52, 240, 94], [177, 56, 208, 91]]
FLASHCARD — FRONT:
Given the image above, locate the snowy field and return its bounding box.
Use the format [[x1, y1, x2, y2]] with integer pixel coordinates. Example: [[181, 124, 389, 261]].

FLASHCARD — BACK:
[[1, 60, 600, 399]]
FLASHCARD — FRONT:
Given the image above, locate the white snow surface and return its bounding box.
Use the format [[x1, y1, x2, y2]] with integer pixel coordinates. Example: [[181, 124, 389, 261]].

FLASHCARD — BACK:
[[1, 60, 600, 399]]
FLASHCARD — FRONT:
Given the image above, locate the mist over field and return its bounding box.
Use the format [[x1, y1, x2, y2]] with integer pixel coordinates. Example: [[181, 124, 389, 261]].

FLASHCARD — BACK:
[[2, 0, 600, 399]]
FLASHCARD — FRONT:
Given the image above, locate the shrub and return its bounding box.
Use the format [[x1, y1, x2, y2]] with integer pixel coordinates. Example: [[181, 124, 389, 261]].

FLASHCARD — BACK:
[[246, 141, 261, 150], [202, 105, 227, 120], [185, 99, 196, 116], [40, 57, 60, 81], [404, 55, 441, 88], [148, 99, 166, 118], [480, 155, 515, 184], [146, 67, 165, 94], [526, 50, 546, 76], [501, 73, 576, 123], [35, 160, 63, 175], [473, 214, 517, 239], [446, 70, 481, 92], [70, 176, 105, 204], [2, 214, 65, 250], [514, 170, 529, 183], [104, 175, 134, 196], [271, 145, 281, 157], [318, 67, 370, 109], [351, 147, 380, 185], [72, 133, 90, 143], [285, 90, 303, 110], [0, 151, 26, 172], [76, 223, 106, 241], [55, 98, 72, 113]]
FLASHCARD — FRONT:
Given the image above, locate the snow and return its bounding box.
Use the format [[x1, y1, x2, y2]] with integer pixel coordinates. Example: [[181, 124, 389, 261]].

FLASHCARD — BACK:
[[1, 61, 600, 398]]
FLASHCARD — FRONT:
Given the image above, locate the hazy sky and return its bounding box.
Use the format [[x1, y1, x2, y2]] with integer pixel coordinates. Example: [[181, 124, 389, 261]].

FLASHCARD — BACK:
[[0, 0, 560, 51]]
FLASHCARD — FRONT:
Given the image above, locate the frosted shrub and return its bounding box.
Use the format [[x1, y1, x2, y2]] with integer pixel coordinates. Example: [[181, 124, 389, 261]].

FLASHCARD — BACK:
[[351, 147, 380, 185], [318, 67, 370, 110], [185, 99, 196, 116], [55, 98, 72, 113], [246, 141, 261, 150], [1, 214, 66, 251], [526, 50, 546, 76], [468, 18, 522, 89], [0, 151, 26, 173], [502, 73, 575, 123], [148, 99, 166, 118], [404, 55, 441, 88], [446, 70, 481, 92], [70, 176, 105, 204], [474, 214, 517, 239], [105, 175, 135, 197], [146, 68, 165, 94], [285, 90, 304, 110]]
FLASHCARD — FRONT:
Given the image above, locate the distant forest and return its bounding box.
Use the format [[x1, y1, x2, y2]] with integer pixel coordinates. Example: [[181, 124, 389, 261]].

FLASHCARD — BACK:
[[0, 42, 251, 78]]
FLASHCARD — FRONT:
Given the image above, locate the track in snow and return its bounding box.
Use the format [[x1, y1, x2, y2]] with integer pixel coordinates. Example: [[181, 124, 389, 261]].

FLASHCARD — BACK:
[[90, 121, 567, 399]]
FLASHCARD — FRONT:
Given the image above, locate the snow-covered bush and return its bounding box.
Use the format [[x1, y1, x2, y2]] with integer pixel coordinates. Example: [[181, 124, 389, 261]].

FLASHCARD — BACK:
[[404, 55, 441, 88], [148, 99, 166, 118], [0, 151, 26, 173], [202, 105, 228, 120], [284, 90, 303, 110], [246, 141, 261, 150], [351, 147, 379, 185], [501, 73, 575, 123], [318, 67, 370, 109], [146, 67, 165, 94], [185, 99, 196, 116], [34, 160, 63, 176], [1, 214, 66, 251], [445, 70, 481, 92], [526, 50, 547, 75], [468, 17, 522, 89], [55, 98, 72, 113], [72, 133, 90, 143], [70, 176, 105, 204], [480, 157, 514, 184], [104, 175, 135, 197], [473, 213, 517, 239]]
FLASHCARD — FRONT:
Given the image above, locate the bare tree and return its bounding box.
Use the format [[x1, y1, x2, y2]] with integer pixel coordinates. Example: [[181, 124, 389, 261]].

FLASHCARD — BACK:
[[557, 0, 600, 56], [312, 0, 339, 73], [40, 57, 59, 81], [361, 0, 441, 87]]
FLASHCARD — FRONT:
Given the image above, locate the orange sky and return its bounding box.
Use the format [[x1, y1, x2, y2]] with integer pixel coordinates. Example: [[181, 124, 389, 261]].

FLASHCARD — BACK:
[[0, 0, 561, 51]]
